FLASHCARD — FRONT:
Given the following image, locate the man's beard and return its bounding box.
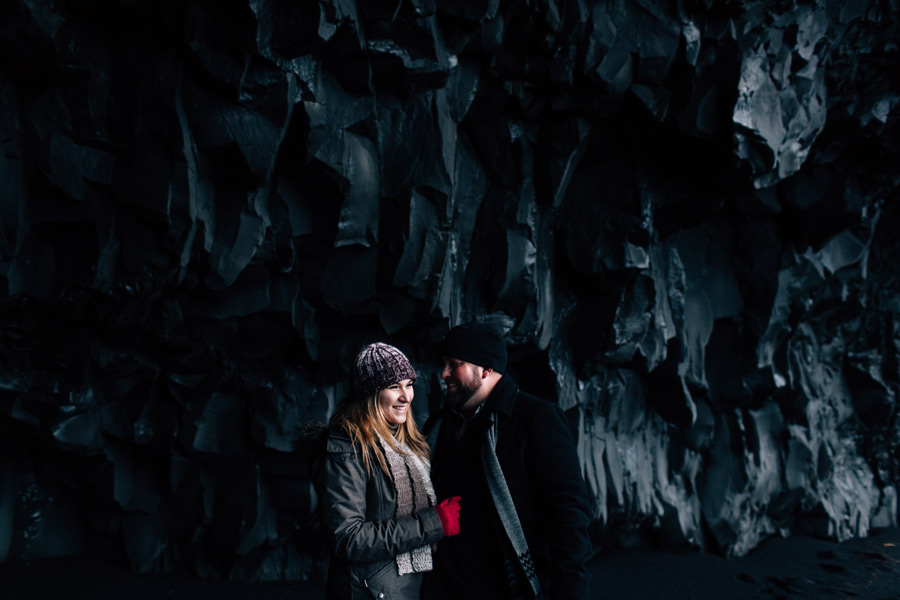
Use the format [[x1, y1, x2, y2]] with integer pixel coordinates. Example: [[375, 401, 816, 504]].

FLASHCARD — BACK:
[[446, 378, 481, 411]]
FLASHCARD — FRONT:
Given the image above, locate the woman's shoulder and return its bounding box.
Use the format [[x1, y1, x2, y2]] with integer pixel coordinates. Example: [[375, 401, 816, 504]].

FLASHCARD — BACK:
[[292, 421, 328, 452], [292, 422, 355, 454], [326, 426, 355, 454]]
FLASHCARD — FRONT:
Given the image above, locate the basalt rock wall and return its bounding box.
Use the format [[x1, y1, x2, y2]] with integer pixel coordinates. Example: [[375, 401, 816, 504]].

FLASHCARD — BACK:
[[0, 0, 898, 580]]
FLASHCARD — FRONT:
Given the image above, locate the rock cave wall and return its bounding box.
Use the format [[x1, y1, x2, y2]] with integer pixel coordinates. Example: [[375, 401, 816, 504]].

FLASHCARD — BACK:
[[0, 0, 898, 580]]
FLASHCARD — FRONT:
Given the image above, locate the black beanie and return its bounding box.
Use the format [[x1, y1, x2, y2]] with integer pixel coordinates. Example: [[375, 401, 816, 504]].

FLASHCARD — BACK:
[[442, 321, 507, 372]]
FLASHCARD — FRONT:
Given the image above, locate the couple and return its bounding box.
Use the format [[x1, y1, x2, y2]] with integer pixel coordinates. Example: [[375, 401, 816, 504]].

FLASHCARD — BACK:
[[315, 321, 592, 600]]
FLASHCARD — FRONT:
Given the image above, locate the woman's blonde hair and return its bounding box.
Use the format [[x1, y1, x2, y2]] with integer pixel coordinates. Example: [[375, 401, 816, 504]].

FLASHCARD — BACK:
[[329, 383, 431, 476]]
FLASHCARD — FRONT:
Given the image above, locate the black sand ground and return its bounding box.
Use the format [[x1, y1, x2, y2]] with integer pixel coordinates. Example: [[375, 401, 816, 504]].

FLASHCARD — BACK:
[[1, 528, 898, 599]]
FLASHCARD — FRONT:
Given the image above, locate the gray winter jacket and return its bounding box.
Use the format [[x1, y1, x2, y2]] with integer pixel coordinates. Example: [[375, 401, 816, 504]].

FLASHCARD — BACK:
[[320, 429, 444, 600]]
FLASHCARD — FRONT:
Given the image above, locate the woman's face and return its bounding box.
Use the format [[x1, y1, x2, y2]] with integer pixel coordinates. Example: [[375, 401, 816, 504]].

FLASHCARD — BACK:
[[378, 378, 415, 425]]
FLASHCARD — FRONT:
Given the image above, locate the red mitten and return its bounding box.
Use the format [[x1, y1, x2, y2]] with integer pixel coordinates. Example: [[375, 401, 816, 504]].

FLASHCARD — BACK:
[[434, 496, 461, 537]]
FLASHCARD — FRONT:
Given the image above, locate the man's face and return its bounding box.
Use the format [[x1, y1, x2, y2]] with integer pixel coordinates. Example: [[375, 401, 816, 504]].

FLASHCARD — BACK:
[[441, 357, 483, 411]]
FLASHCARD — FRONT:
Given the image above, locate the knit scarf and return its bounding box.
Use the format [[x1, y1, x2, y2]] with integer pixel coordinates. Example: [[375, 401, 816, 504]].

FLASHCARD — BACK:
[[377, 432, 437, 575], [482, 411, 543, 600]]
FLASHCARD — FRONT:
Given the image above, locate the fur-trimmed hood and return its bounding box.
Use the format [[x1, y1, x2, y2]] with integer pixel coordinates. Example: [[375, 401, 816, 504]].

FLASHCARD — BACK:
[[292, 420, 329, 452]]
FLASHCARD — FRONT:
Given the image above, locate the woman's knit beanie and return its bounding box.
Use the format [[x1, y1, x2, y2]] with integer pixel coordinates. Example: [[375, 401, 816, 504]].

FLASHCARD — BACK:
[[352, 343, 417, 399]]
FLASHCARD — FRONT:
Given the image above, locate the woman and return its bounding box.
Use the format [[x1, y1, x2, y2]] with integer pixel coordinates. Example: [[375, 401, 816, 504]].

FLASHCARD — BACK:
[[319, 342, 461, 600]]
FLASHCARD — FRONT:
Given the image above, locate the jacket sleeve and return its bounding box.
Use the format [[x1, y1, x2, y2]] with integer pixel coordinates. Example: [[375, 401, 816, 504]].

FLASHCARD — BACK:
[[528, 402, 593, 600], [322, 435, 444, 563]]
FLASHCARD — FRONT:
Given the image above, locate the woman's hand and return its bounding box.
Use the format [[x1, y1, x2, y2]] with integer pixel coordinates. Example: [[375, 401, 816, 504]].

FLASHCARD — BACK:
[[434, 496, 462, 537]]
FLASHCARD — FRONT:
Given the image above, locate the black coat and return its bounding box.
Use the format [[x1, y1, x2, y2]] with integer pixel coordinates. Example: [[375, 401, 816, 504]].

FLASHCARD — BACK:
[[315, 429, 445, 600], [422, 375, 592, 600]]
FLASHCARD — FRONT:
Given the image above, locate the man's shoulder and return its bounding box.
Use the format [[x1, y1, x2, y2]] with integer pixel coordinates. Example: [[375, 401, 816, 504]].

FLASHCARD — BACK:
[[506, 389, 575, 437], [511, 389, 559, 414], [510, 390, 563, 423], [496, 391, 578, 456]]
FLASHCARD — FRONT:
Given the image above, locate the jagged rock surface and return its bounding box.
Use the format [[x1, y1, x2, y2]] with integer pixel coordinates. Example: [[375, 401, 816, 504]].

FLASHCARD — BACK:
[[0, 0, 898, 579]]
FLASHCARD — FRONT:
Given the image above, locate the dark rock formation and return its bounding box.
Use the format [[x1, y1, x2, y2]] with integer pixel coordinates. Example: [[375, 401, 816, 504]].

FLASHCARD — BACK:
[[0, 0, 898, 580]]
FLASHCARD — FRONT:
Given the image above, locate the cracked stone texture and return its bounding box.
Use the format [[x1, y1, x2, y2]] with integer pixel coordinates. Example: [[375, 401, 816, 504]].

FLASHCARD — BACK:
[[0, 0, 898, 579]]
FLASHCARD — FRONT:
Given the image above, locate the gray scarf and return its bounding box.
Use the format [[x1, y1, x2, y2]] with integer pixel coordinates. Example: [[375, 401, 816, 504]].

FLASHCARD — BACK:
[[377, 432, 437, 575]]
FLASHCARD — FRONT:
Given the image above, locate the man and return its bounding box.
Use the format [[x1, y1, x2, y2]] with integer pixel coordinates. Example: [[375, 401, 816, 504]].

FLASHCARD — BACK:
[[423, 321, 592, 600]]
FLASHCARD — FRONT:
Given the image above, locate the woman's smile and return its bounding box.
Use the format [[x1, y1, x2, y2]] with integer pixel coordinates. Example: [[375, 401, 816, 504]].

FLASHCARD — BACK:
[[379, 378, 415, 425]]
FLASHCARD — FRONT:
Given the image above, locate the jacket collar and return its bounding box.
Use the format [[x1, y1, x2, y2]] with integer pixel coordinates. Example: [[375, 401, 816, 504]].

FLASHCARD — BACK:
[[479, 373, 519, 416]]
